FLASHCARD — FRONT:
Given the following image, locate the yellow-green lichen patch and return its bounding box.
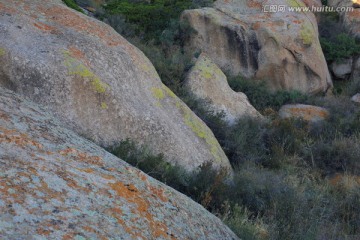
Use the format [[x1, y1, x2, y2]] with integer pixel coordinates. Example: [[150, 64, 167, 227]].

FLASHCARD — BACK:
[[63, 50, 109, 109], [149, 83, 224, 163], [194, 57, 216, 80], [92, 78, 107, 94], [0, 48, 6, 57], [162, 85, 177, 99], [286, 0, 306, 7], [63, 51, 109, 94], [151, 87, 165, 100], [101, 102, 108, 109], [179, 104, 223, 163], [299, 23, 314, 46], [151, 87, 166, 107]]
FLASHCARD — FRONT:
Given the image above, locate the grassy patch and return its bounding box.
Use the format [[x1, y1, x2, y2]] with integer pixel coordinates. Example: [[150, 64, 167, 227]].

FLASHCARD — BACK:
[[62, 0, 84, 13]]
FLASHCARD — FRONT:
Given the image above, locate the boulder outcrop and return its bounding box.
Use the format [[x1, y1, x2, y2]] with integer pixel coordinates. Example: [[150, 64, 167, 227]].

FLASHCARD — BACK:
[[279, 104, 329, 122], [0, 0, 231, 171], [181, 0, 333, 94], [331, 58, 353, 79], [351, 93, 360, 103], [328, 0, 360, 39], [0, 88, 238, 239], [185, 54, 262, 124]]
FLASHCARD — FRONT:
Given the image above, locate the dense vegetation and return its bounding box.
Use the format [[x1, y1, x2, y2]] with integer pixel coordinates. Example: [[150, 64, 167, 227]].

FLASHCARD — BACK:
[[71, 1, 360, 239], [319, 12, 360, 63], [110, 88, 360, 239], [320, 33, 360, 62]]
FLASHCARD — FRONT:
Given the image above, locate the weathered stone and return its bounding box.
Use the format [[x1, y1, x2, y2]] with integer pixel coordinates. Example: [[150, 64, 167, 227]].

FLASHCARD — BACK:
[[0, 0, 231, 172], [331, 58, 353, 79], [351, 56, 360, 82], [328, 0, 360, 39], [351, 93, 360, 103], [181, 0, 332, 94], [279, 104, 329, 122], [0, 88, 239, 239], [185, 54, 262, 124]]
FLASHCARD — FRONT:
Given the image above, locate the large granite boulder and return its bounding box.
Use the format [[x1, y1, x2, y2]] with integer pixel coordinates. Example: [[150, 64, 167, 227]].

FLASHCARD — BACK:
[[185, 54, 262, 124], [181, 0, 333, 94], [0, 0, 231, 171], [0, 88, 238, 239]]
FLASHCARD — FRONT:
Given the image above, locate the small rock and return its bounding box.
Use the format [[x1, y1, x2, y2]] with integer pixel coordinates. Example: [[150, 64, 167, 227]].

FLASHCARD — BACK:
[[331, 58, 353, 79], [279, 104, 329, 122], [351, 93, 360, 103]]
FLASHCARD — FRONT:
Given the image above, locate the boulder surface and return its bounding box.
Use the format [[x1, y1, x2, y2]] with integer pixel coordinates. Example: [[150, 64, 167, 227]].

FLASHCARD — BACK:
[[279, 104, 329, 122], [0, 0, 230, 171], [331, 58, 353, 79], [181, 0, 333, 94], [0, 88, 238, 239], [328, 0, 360, 39], [185, 54, 262, 124]]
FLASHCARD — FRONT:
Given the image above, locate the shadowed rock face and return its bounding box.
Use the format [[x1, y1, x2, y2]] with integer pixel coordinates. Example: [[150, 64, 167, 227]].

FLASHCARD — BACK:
[[0, 88, 239, 239], [0, 0, 231, 172], [185, 54, 262, 124], [181, 0, 333, 94], [328, 0, 360, 39]]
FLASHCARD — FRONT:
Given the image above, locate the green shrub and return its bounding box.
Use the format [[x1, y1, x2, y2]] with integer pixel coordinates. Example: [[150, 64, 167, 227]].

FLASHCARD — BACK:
[[104, 0, 197, 40], [62, 0, 84, 13], [110, 139, 188, 187], [320, 33, 360, 62], [228, 76, 308, 112]]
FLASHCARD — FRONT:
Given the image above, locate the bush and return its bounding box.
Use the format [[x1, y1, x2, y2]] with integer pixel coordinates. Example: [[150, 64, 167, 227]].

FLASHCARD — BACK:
[[228, 76, 308, 112], [104, 0, 202, 41], [320, 33, 360, 62], [110, 139, 188, 187], [62, 0, 84, 13]]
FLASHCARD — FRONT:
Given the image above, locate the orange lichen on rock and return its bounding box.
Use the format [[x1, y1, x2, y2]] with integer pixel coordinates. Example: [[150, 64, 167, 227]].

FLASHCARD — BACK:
[[288, 107, 329, 121], [0, 127, 43, 149], [68, 46, 91, 66], [37, 5, 125, 47], [109, 181, 169, 239], [0, 2, 17, 14], [247, 0, 262, 9], [0, 111, 10, 121], [59, 148, 104, 166], [33, 22, 55, 32], [150, 186, 168, 202]]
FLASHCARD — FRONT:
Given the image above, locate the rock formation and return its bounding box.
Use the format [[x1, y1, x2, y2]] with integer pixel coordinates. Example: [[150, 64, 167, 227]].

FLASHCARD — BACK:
[[328, 0, 360, 39], [331, 58, 353, 79], [279, 104, 329, 122], [181, 0, 333, 94], [185, 54, 262, 124], [0, 88, 238, 239], [0, 0, 231, 172]]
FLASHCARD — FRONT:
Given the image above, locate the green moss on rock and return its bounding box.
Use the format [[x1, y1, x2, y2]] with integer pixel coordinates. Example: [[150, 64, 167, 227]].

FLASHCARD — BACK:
[[0, 48, 6, 57]]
